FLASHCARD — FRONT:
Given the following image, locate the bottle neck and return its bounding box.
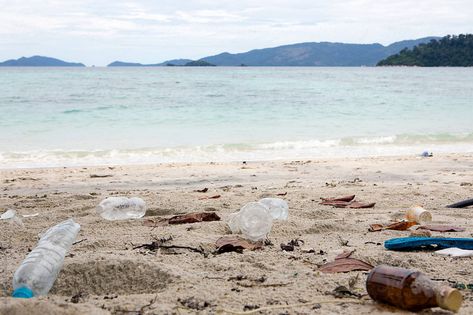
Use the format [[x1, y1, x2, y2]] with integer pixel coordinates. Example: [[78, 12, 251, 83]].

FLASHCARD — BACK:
[[435, 286, 462, 312]]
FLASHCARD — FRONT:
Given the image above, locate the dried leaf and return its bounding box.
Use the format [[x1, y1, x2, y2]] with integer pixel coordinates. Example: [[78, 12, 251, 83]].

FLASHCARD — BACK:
[[168, 212, 220, 225], [321, 195, 356, 202], [280, 243, 294, 251], [335, 249, 355, 259], [322, 200, 352, 207], [198, 194, 221, 200], [368, 224, 384, 232], [385, 221, 417, 231], [194, 188, 208, 193], [418, 225, 465, 232], [348, 202, 376, 209], [276, 192, 288, 196], [89, 174, 113, 178], [319, 258, 373, 273], [215, 236, 262, 254]]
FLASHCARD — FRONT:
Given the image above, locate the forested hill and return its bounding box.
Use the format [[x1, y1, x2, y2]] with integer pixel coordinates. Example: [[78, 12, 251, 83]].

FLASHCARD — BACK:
[[377, 34, 473, 66]]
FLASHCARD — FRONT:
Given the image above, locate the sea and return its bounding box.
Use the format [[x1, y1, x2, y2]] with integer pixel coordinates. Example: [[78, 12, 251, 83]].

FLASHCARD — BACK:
[[1, 67, 472, 169]]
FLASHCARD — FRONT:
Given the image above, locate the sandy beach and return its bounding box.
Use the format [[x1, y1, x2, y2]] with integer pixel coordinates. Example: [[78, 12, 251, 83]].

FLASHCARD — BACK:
[[1, 153, 473, 314]]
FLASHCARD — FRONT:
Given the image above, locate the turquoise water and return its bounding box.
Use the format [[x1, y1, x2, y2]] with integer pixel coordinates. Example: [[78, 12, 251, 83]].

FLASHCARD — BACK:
[[0, 67, 472, 168]]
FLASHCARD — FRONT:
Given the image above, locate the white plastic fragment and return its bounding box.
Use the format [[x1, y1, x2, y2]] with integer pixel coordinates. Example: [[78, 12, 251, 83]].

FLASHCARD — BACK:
[[435, 247, 473, 258], [1, 209, 24, 226]]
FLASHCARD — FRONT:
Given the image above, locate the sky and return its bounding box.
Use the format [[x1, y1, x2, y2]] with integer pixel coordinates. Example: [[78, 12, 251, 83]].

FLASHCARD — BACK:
[[1, 0, 472, 66]]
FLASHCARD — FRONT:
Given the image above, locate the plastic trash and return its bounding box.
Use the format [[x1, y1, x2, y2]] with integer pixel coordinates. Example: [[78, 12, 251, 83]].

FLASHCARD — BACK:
[[435, 247, 473, 258], [227, 202, 273, 241], [227, 212, 241, 234], [385, 237, 473, 251], [12, 219, 80, 298], [96, 197, 146, 220], [406, 206, 432, 224], [258, 198, 289, 220], [1, 209, 24, 226], [367, 265, 462, 312], [446, 198, 473, 208]]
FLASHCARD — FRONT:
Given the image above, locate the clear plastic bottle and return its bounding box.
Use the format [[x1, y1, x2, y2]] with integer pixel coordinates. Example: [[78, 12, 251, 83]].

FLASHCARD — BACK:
[[237, 202, 273, 241], [258, 198, 289, 220], [12, 219, 81, 298], [96, 197, 146, 220], [227, 212, 241, 234]]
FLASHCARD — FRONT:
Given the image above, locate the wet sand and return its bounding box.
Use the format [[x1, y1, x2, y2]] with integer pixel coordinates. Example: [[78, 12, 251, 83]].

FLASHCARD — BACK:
[[1, 154, 473, 314]]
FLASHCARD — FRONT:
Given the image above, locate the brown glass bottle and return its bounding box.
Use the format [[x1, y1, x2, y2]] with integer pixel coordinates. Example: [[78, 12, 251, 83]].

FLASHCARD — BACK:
[[366, 265, 462, 312]]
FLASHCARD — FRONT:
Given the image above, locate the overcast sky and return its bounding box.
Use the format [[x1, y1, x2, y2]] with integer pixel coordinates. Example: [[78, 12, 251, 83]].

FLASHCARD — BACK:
[[1, 0, 472, 66]]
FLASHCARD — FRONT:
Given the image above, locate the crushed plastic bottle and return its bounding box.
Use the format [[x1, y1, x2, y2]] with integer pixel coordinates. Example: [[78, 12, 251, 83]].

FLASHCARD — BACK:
[[96, 197, 146, 220], [12, 219, 80, 298], [228, 202, 273, 241], [258, 198, 289, 220]]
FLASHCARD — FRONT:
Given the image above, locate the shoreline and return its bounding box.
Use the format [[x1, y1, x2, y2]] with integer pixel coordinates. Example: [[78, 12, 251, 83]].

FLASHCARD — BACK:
[[1, 151, 472, 171], [1, 153, 473, 314]]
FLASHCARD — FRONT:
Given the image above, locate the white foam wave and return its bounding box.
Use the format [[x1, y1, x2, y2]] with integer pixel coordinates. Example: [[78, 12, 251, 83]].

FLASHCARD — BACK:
[[1, 138, 473, 169]]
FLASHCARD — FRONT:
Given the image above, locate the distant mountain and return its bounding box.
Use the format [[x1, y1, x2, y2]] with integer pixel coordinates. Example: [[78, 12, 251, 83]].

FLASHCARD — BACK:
[[108, 59, 192, 67], [0, 56, 85, 67], [378, 34, 473, 66], [199, 37, 440, 66]]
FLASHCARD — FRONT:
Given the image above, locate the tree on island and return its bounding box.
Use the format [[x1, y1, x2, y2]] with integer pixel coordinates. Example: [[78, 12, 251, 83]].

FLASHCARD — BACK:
[[377, 34, 473, 66], [184, 60, 216, 67]]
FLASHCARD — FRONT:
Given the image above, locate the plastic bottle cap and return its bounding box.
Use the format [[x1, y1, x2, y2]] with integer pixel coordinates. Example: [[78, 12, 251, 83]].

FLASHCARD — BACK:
[[12, 287, 34, 298], [437, 287, 463, 312]]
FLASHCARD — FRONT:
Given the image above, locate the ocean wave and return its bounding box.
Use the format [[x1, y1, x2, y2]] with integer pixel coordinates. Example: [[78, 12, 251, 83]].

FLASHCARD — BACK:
[[1, 133, 473, 168]]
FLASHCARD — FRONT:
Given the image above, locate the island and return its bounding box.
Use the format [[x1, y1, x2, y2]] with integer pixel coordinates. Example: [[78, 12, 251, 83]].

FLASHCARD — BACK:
[[0, 56, 85, 67], [377, 34, 473, 66]]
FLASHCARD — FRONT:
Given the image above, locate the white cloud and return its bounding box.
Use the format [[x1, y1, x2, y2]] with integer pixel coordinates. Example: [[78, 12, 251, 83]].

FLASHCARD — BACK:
[[0, 0, 472, 65]]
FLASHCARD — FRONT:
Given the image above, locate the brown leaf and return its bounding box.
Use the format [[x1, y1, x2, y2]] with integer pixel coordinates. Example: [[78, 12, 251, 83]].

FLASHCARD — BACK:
[[215, 236, 262, 253], [348, 202, 376, 209], [368, 224, 384, 232], [418, 225, 465, 232], [168, 212, 221, 225], [276, 192, 288, 196], [320, 200, 352, 207], [198, 194, 221, 200], [89, 174, 113, 178], [194, 188, 208, 193], [335, 249, 355, 259], [321, 195, 356, 202], [319, 258, 373, 273], [385, 221, 417, 231]]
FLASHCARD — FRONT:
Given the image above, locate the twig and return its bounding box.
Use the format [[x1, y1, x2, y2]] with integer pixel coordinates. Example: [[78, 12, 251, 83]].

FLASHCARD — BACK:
[[217, 298, 364, 314], [72, 239, 87, 245], [237, 282, 292, 288]]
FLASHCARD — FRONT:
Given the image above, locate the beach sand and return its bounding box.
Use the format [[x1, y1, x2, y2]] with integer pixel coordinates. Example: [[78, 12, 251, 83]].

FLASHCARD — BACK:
[[1, 154, 472, 314]]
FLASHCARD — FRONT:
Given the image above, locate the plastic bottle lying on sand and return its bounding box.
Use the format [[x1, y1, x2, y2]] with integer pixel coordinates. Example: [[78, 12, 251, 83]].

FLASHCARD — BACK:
[[406, 206, 432, 224], [227, 202, 273, 241], [12, 219, 80, 298], [258, 198, 289, 220], [96, 197, 146, 220], [366, 265, 462, 312]]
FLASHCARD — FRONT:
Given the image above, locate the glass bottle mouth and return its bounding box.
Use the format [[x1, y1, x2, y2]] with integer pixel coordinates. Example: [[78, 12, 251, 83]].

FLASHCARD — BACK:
[[436, 287, 462, 312], [12, 286, 34, 298]]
